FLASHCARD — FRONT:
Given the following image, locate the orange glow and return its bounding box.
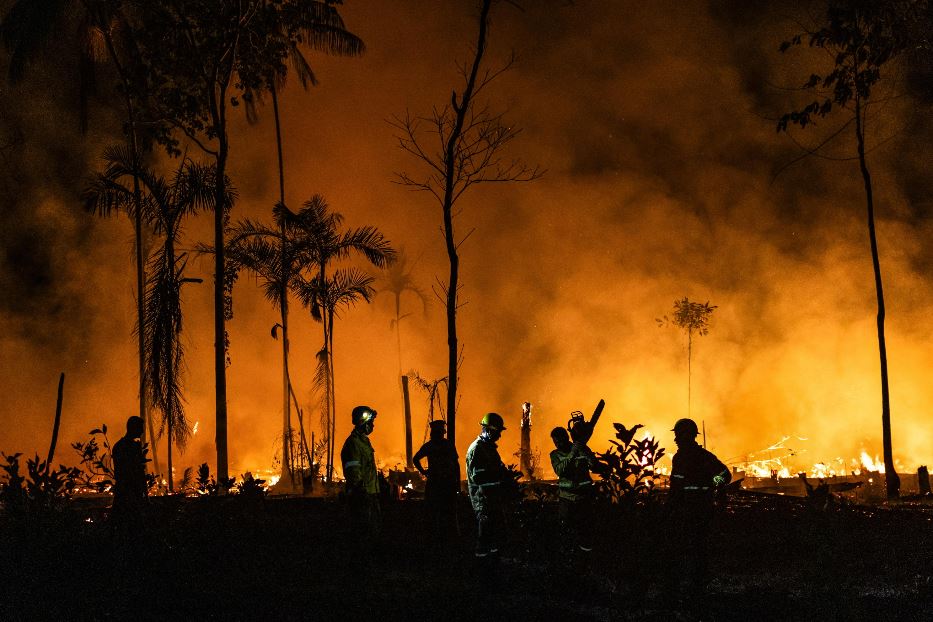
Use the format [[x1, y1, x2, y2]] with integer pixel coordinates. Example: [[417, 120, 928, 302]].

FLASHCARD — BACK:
[[1, 3, 930, 491]]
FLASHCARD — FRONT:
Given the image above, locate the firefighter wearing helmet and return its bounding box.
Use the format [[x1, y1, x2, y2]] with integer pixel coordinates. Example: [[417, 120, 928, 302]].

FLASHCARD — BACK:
[[341, 405, 380, 543], [550, 424, 600, 554], [466, 412, 510, 557], [668, 417, 731, 597]]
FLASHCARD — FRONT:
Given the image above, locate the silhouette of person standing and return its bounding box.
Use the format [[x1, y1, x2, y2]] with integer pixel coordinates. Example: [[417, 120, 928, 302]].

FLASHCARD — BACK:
[[111, 415, 149, 531], [466, 412, 510, 558], [413, 420, 461, 540], [341, 405, 381, 547], [550, 426, 599, 554], [668, 417, 731, 598]]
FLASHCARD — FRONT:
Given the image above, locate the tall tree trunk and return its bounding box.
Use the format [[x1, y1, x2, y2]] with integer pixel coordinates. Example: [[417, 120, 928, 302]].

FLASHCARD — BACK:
[[98, 29, 160, 479], [46, 372, 65, 471], [687, 329, 693, 419], [166, 232, 177, 493], [855, 95, 899, 500], [272, 82, 293, 486], [213, 98, 230, 485], [440, 0, 492, 449], [402, 375, 413, 469], [328, 307, 337, 481]]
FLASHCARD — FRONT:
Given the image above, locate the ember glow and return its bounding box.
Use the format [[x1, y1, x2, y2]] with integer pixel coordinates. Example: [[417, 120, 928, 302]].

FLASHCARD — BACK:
[[1, 1, 931, 488]]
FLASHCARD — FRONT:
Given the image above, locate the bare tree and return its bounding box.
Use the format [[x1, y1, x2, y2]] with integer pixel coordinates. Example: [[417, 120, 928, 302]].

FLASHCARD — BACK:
[[391, 0, 541, 448]]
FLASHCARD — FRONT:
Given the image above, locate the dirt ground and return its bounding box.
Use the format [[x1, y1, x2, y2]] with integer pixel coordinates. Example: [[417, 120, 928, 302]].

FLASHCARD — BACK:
[[1, 491, 932, 621]]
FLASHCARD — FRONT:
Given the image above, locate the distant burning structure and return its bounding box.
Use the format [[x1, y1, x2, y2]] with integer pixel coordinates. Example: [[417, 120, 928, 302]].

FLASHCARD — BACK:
[[520, 402, 532, 480]]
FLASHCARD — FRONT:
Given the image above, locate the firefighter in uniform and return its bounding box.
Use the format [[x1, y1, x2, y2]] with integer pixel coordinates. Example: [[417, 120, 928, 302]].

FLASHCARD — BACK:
[[466, 412, 510, 557], [341, 405, 380, 544], [413, 419, 461, 539], [668, 417, 731, 595], [550, 426, 599, 553]]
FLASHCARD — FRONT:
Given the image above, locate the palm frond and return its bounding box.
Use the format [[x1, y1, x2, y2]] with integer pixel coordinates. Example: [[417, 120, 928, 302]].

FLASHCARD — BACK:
[[337, 225, 397, 268]]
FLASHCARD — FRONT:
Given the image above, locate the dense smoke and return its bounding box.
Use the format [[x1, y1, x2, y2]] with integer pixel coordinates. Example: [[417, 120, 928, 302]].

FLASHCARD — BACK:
[[1, 1, 931, 481]]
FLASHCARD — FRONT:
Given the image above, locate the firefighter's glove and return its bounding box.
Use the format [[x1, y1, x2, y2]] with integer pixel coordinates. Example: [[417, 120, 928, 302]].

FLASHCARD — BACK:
[[712, 473, 727, 487]]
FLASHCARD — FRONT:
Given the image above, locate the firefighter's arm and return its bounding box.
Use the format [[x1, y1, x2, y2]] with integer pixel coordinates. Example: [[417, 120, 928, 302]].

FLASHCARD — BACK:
[[341, 444, 363, 492], [711, 456, 731, 488], [551, 449, 576, 478], [412, 444, 429, 476], [668, 455, 685, 504], [577, 444, 601, 471]]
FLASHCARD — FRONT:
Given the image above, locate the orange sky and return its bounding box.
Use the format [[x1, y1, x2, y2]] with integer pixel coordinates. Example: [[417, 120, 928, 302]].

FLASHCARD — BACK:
[[1, 1, 931, 481]]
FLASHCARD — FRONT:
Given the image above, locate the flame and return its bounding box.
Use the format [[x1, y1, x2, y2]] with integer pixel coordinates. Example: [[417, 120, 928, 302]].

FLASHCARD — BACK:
[[860, 451, 885, 473]]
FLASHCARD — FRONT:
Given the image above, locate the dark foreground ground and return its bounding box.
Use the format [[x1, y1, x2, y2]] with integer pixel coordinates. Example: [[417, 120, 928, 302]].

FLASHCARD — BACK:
[[1, 491, 932, 621]]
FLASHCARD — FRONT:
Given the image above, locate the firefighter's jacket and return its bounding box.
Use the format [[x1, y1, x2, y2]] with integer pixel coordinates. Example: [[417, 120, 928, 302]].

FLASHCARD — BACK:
[[669, 441, 731, 504], [550, 443, 597, 501], [341, 428, 378, 495], [466, 434, 507, 512]]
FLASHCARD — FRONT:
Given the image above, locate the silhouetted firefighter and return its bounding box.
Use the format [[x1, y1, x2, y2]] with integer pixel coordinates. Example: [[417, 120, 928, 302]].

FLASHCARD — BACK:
[[550, 426, 600, 554], [466, 412, 511, 558], [550, 401, 604, 554], [413, 420, 460, 540], [111, 416, 149, 533], [341, 406, 381, 548], [667, 417, 730, 599]]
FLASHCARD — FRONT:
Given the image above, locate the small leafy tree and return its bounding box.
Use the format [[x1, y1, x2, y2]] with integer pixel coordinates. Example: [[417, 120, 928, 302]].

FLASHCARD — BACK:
[[776, 0, 926, 499], [595, 423, 666, 508], [0, 452, 81, 514], [658, 297, 716, 418]]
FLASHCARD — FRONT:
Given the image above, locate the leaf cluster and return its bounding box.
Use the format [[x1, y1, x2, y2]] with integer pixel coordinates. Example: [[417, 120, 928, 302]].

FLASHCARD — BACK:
[[595, 423, 666, 507], [0, 452, 81, 514], [657, 297, 716, 336], [71, 424, 115, 493], [234, 471, 267, 499], [777, 0, 923, 131]]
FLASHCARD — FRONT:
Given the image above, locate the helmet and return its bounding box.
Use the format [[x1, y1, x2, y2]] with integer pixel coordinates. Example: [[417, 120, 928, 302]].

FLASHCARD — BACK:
[[672, 418, 699, 437], [351, 405, 377, 426], [428, 420, 447, 431], [480, 412, 506, 431]]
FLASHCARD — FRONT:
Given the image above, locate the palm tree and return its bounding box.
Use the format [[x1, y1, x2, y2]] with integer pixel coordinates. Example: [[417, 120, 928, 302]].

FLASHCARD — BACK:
[[377, 249, 429, 377], [84, 147, 231, 491], [288, 196, 395, 481], [2, 0, 158, 475], [227, 203, 315, 488], [233, 4, 363, 488], [240, 1, 364, 209], [132, 0, 362, 483]]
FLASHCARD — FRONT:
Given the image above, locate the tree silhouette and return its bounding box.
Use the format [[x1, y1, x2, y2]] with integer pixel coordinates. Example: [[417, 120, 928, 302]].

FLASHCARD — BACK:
[[226, 203, 316, 488], [1, 0, 160, 476], [234, 2, 363, 487], [84, 147, 231, 491], [287, 196, 395, 481], [391, 0, 541, 448], [777, 0, 925, 499], [377, 249, 429, 377], [658, 297, 716, 419], [132, 0, 325, 482]]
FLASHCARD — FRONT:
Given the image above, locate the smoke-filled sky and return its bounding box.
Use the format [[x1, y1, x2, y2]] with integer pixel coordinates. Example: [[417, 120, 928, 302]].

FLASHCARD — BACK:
[[1, 0, 931, 480]]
